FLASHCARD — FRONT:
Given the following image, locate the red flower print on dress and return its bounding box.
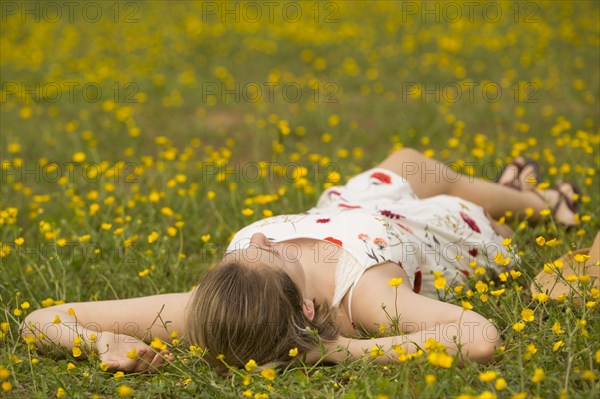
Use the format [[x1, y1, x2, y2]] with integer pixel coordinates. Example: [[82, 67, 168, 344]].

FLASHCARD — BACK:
[[380, 209, 404, 220], [370, 171, 392, 184], [413, 269, 422, 293], [460, 211, 481, 233], [339, 203, 361, 209], [469, 248, 478, 257], [358, 233, 370, 242], [373, 237, 387, 250], [316, 218, 330, 223], [323, 237, 343, 247], [459, 269, 470, 277], [328, 190, 341, 197]]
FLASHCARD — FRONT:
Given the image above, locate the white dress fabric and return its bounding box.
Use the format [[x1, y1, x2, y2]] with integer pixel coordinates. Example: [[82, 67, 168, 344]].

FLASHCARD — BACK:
[[226, 168, 515, 326]]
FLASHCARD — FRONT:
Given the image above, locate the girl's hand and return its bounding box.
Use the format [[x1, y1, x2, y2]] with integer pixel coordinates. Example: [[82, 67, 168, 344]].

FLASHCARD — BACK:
[[95, 331, 174, 373]]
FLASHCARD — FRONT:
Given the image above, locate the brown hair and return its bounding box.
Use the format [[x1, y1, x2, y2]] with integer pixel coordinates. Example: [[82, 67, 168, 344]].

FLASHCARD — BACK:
[[185, 261, 339, 368]]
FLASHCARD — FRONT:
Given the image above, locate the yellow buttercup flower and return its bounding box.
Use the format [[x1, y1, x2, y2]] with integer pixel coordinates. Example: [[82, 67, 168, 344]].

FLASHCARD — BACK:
[[117, 385, 134, 397], [260, 368, 276, 380], [434, 277, 446, 290], [245, 359, 257, 372], [387, 277, 403, 287], [531, 368, 545, 383], [147, 231, 159, 243], [521, 309, 534, 322], [478, 370, 498, 382]]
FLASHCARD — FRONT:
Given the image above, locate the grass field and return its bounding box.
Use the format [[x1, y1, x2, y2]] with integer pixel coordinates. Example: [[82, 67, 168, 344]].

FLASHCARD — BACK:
[[1, 1, 599, 398]]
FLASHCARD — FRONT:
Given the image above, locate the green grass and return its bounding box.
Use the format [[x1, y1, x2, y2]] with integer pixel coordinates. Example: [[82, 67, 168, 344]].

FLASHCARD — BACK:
[[1, 1, 599, 398]]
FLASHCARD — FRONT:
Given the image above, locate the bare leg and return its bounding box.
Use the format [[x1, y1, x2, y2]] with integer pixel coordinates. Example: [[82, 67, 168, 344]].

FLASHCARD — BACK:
[[376, 148, 575, 224]]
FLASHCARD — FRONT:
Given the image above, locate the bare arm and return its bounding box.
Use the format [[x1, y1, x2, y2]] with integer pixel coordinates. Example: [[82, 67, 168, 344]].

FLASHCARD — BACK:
[[21, 291, 192, 372], [322, 263, 500, 366]]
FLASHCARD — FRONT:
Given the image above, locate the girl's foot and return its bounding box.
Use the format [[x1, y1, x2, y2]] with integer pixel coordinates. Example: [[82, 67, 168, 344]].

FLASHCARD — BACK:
[[533, 182, 582, 227]]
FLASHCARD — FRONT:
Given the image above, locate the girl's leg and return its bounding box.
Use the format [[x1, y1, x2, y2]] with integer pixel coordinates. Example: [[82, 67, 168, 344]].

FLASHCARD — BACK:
[[376, 148, 577, 224]]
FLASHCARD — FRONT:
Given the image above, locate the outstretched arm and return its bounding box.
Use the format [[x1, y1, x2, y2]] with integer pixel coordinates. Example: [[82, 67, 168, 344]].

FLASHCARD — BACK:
[[320, 262, 500, 366], [20, 291, 191, 372]]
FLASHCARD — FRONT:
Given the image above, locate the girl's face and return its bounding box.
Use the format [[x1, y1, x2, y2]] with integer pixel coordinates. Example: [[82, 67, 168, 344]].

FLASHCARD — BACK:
[[219, 232, 307, 295]]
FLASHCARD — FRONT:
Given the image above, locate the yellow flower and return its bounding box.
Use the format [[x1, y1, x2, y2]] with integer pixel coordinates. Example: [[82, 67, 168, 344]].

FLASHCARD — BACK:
[[1, 382, 12, 392], [148, 231, 159, 243], [67, 362, 76, 371], [533, 293, 549, 302], [434, 277, 446, 290], [502, 238, 512, 246], [262, 209, 273, 217], [242, 208, 254, 217], [245, 359, 257, 372], [56, 387, 65, 398], [101, 223, 112, 231], [426, 352, 453, 368], [521, 309, 534, 322], [573, 253, 590, 263], [370, 346, 384, 357], [478, 370, 498, 382], [475, 280, 488, 293], [512, 322, 526, 333], [461, 301, 473, 310], [531, 368, 545, 383], [595, 349, 600, 364], [14, 237, 24, 246], [582, 370, 597, 381], [387, 277, 403, 287], [20, 302, 30, 309], [494, 378, 507, 390], [490, 289, 505, 297], [114, 371, 125, 382], [126, 347, 137, 359], [260, 368, 276, 381], [150, 337, 166, 351], [242, 390, 253, 397], [161, 207, 173, 217], [201, 234, 211, 243], [52, 315, 61, 324], [72, 347, 82, 357], [72, 152, 86, 163], [100, 362, 109, 371], [510, 270, 522, 280], [494, 252, 510, 266], [13, 309, 22, 316], [288, 348, 298, 357], [0, 366, 9, 380], [552, 322, 565, 335], [535, 236, 546, 246], [207, 191, 216, 200], [425, 374, 436, 384], [117, 385, 134, 397], [552, 340, 564, 352]]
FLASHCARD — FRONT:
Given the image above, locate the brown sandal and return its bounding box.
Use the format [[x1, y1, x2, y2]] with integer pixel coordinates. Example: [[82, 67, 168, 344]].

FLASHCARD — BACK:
[[497, 157, 541, 191]]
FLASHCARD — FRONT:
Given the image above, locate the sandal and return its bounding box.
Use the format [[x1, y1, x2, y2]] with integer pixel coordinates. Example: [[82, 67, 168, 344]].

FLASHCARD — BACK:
[[497, 157, 541, 191], [532, 181, 582, 228]]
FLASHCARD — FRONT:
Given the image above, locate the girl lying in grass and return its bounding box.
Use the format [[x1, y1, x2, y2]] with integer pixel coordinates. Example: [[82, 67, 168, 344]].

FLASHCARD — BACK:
[[21, 148, 583, 372]]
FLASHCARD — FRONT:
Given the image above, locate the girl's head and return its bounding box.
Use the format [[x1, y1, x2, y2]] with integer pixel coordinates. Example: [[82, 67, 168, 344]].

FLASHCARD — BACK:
[[185, 233, 338, 368]]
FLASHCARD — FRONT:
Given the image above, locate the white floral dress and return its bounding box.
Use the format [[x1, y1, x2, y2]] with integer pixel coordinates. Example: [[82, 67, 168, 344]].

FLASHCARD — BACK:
[[226, 168, 515, 326]]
